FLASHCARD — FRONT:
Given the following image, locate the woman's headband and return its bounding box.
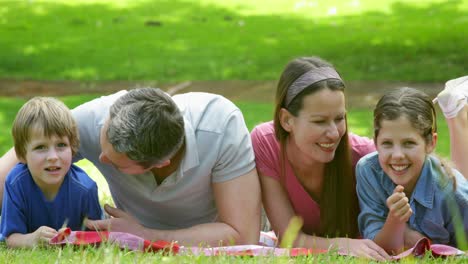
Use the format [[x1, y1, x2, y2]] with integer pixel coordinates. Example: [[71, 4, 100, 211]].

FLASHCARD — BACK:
[[284, 67, 342, 107]]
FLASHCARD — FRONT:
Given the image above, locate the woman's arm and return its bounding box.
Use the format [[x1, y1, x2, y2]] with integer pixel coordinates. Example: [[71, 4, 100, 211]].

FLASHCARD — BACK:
[[260, 173, 389, 261]]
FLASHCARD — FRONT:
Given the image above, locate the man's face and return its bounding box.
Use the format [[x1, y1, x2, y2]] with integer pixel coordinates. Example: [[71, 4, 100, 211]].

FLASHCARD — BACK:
[[99, 120, 150, 175]]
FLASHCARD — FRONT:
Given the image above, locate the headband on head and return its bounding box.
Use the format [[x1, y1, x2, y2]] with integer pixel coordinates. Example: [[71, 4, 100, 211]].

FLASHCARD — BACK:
[[284, 67, 343, 107]]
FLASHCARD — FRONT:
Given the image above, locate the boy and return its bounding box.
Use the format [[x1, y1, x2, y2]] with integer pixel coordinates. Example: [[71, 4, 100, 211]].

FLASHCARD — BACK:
[[0, 97, 102, 248]]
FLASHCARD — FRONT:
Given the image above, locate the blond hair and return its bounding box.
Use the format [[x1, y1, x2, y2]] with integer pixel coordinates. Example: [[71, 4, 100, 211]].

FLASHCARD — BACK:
[[12, 97, 80, 160]]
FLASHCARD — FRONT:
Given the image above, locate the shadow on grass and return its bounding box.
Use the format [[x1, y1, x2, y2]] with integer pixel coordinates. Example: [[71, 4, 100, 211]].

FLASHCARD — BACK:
[[0, 0, 467, 82]]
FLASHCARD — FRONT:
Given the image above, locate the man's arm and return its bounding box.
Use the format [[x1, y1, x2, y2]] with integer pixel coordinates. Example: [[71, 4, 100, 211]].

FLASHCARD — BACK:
[[211, 168, 261, 244], [0, 148, 19, 209], [87, 168, 262, 246]]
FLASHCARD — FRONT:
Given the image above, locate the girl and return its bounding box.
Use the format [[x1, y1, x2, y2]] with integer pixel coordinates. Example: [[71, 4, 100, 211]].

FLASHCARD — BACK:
[[356, 87, 468, 254], [436, 75, 468, 179]]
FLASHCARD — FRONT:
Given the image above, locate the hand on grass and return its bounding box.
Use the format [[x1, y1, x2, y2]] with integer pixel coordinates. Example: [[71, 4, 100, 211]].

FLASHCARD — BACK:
[[32, 226, 58, 245], [332, 238, 391, 261]]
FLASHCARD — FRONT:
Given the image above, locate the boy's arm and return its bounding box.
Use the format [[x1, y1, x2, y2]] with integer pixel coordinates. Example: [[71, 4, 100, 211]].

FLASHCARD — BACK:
[[6, 226, 58, 248], [0, 148, 19, 209]]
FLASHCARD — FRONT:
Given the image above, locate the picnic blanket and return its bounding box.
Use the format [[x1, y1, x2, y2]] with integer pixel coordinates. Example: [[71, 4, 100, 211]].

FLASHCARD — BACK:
[[49, 229, 466, 258], [49, 228, 179, 253], [392, 237, 465, 259], [180, 245, 327, 256]]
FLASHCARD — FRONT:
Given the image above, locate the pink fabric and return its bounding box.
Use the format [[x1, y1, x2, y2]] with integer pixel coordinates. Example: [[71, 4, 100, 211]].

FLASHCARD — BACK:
[[392, 237, 465, 259], [50, 228, 179, 253], [251, 121, 375, 235], [180, 245, 326, 256]]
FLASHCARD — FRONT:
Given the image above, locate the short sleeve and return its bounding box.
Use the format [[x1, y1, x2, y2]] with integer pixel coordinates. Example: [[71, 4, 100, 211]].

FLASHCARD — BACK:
[[250, 124, 280, 181], [0, 175, 27, 240], [86, 182, 103, 221], [211, 109, 256, 182], [349, 133, 375, 167], [71, 100, 94, 163], [356, 156, 388, 240]]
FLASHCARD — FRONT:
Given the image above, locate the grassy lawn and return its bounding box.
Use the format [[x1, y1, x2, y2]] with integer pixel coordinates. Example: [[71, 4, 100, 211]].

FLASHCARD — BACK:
[[0, 241, 466, 263], [0, 0, 466, 262], [0, 0, 467, 82]]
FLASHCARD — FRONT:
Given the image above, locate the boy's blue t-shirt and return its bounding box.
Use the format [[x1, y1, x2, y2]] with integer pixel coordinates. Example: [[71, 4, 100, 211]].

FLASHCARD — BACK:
[[0, 163, 102, 240]]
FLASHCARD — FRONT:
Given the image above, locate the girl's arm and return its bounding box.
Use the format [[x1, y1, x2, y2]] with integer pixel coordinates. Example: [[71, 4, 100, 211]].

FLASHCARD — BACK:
[[446, 104, 468, 179], [356, 159, 411, 254], [373, 186, 412, 254], [403, 225, 425, 248], [6, 226, 58, 248]]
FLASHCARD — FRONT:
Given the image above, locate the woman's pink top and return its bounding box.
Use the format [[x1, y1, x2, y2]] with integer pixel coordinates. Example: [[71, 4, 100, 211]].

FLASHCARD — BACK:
[[251, 121, 375, 235]]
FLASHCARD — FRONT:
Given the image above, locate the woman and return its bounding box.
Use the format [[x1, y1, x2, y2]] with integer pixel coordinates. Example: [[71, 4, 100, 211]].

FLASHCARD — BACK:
[[251, 57, 390, 260]]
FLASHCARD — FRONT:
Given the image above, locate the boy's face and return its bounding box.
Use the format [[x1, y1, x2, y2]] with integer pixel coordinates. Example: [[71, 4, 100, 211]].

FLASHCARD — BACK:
[[21, 129, 72, 196], [375, 116, 436, 195]]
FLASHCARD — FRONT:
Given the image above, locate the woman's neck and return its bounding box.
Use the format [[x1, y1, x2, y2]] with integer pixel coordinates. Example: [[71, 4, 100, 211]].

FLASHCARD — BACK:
[[285, 138, 325, 202], [285, 137, 325, 175]]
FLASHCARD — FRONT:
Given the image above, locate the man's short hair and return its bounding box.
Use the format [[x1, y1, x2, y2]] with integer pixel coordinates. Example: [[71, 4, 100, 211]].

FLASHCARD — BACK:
[[107, 88, 185, 166], [12, 97, 80, 161]]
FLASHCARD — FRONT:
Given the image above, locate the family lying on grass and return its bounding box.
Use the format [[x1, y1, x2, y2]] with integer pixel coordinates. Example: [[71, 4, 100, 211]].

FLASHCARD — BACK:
[[0, 57, 466, 261]]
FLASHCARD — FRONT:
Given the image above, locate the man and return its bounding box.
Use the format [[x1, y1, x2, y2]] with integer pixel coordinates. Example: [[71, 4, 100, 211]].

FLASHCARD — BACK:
[[0, 88, 261, 246]]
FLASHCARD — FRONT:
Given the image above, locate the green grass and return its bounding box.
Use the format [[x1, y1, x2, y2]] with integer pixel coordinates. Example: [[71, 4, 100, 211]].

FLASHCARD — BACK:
[[0, 0, 467, 82], [0, 1, 466, 260], [0, 242, 466, 263]]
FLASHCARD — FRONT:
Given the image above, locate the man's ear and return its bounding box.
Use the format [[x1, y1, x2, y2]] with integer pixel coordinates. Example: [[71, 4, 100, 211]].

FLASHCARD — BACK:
[[426, 132, 438, 153], [279, 108, 293, 132], [153, 160, 170, 169]]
